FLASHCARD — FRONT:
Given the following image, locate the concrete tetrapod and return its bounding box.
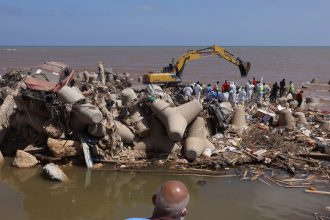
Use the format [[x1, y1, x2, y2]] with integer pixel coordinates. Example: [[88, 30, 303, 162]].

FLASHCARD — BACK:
[[278, 110, 296, 129], [88, 120, 107, 137], [115, 120, 135, 144], [131, 108, 150, 137], [121, 88, 137, 106], [149, 99, 202, 141], [230, 106, 247, 131], [134, 117, 179, 154], [72, 103, 103, 125], [184, 117, 206, 161], [174, 100, 203, 124], [98, 61, 106, 85], [0, 95, 16, 125], [57, 86, 103, 125], [293, 112, 307, 123], [56, 86, 85, 104]]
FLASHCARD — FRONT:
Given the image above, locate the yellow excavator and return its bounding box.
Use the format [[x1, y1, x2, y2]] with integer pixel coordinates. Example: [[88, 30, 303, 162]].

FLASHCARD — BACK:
[[143, 45, 251, 84]]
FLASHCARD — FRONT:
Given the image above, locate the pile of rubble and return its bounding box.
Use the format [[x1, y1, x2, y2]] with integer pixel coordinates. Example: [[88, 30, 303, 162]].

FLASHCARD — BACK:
[[0, 61, 329, 181]]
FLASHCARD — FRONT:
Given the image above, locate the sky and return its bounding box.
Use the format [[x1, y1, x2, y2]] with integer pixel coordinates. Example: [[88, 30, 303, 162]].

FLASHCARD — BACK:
[[0, 0, 329, 46]]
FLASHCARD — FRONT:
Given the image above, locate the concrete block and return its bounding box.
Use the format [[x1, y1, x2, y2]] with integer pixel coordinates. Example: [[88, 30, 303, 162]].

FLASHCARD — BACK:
[[184, 117, 206, 161], [134, 117, 179, 154], [278, 110, 296, 129], [150, 99, 202, 141], [231, 106, 247, 130], [57, 86, 85, 104]]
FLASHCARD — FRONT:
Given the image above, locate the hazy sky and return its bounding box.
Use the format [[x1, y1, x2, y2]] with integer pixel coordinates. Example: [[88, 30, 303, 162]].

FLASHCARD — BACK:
[[0, 0, 329, 46]]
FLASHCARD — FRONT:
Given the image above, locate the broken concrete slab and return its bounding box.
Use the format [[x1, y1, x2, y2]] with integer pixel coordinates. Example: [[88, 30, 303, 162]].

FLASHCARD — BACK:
[[43, 163, 69, 182], [47, 138, 82, 158], [12, 150, 38, 168]]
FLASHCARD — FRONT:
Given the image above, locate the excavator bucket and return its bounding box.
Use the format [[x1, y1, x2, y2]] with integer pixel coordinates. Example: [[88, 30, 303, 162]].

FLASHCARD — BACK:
[[239, 61, 251, 77]]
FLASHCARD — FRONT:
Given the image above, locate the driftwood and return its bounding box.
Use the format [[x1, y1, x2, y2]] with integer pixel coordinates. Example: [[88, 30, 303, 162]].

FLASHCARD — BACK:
[[299, 153, 330, 161], [34, 154, 63, 163], [91, 166, 227, 176], [305, 189, 330, 195]]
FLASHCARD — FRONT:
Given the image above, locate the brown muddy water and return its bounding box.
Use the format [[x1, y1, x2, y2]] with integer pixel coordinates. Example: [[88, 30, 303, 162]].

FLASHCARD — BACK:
[[0, 160, 329, 220]]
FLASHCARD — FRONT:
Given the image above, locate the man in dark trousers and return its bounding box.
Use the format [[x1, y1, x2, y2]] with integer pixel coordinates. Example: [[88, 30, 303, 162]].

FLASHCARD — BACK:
[[270, 82, 279, 103], [279, 79, 286, 97]]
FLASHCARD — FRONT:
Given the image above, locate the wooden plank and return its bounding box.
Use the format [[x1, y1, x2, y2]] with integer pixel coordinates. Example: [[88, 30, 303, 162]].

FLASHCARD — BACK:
[[78, 135, 94, 168], [299, 153, 330, 161], [305, 189, 330, 195]]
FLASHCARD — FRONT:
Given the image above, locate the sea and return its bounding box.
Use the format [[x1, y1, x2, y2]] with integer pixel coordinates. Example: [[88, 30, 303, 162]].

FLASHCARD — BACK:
[[0, 46, 329, 84], [2, 46, 329, 109]]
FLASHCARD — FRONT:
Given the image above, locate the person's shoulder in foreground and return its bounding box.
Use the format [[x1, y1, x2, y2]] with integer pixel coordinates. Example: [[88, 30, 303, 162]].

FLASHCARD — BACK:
[[126, 180, 190, 220]]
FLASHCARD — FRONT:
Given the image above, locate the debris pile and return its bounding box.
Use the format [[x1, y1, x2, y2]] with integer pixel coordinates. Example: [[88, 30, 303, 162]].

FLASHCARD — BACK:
[[0, 61, 329, 179]]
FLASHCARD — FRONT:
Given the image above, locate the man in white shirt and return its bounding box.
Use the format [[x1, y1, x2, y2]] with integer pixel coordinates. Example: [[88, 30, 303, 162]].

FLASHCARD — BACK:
[[183, 85, 193, 99], [238, 88, 247, 106], [193, 81, 203, 102], [246, 81, 254, 102]]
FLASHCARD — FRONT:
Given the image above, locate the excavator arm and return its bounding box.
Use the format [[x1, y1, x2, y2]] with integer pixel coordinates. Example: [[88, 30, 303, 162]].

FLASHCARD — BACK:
[[174, 45, 250, 78], [143, 45, 250, 84]]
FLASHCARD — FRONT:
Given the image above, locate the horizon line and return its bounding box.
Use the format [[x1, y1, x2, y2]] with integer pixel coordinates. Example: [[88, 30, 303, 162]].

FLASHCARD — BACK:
[[0, 45, 330, 47]]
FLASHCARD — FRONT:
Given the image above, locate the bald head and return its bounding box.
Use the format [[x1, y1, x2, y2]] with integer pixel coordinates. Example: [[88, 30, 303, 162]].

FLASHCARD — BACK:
[[152, 180, 190, 219]]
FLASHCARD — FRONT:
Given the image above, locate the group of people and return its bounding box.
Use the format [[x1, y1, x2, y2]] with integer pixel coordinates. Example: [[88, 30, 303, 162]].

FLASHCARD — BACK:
[[182, 77, 304, 107], [269, 78, 303, 107]]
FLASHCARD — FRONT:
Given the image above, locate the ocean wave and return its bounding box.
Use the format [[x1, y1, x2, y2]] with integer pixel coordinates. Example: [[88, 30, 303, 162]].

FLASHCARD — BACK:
[[2, 48, 17, 51]]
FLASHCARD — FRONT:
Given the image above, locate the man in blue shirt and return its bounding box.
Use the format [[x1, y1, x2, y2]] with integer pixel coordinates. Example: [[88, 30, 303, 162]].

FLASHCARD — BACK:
[[126, 180, 190, 220]]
